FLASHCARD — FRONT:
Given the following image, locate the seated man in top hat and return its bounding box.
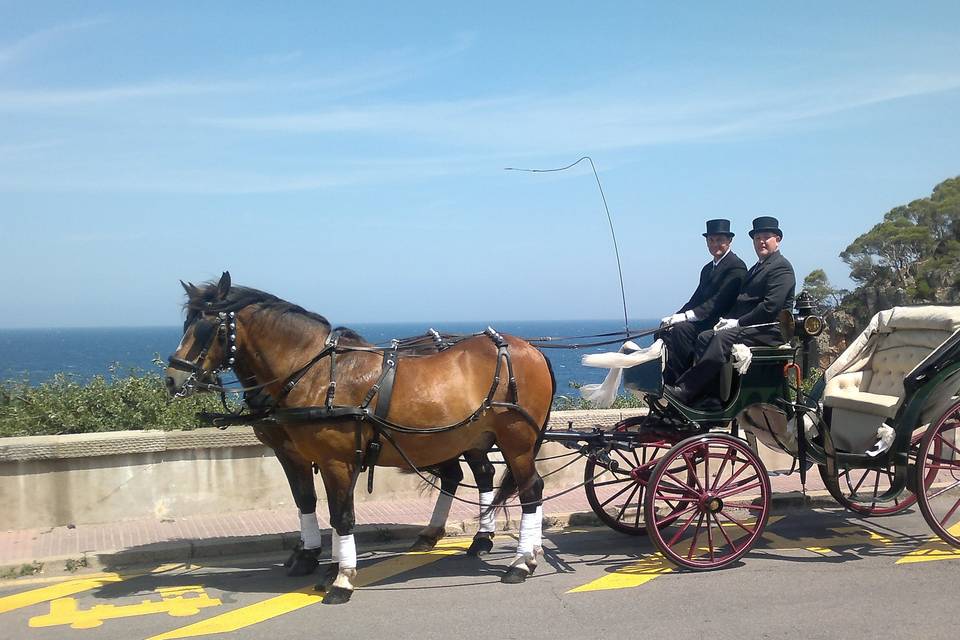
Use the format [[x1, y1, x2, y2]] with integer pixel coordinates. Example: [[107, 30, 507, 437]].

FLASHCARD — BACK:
[[664, 216, 796, 406], [660, 219, 747, 386]]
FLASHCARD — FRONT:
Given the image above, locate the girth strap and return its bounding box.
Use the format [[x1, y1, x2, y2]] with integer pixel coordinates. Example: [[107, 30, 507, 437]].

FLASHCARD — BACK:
[[201, 325, 543, 497], [359, 341, 398, 492]]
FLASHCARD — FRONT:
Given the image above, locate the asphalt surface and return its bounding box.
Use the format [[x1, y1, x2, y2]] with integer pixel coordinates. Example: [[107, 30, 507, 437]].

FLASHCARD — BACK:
[[2, 506, 958, 640]]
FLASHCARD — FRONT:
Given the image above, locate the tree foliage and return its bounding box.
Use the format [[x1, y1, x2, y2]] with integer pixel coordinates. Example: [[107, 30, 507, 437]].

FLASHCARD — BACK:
[[802, 268, 846, 310], [838, 176, 960, 325]]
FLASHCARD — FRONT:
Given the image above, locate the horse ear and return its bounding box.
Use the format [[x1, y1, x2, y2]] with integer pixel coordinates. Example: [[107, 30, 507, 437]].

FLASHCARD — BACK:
[[217, 271, 231, 300], [180, 280, 193, 295]]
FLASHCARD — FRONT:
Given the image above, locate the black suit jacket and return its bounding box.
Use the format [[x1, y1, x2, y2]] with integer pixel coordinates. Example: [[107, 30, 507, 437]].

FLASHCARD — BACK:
[[729, 250, 796, 326], [678, 251, 748, 326]]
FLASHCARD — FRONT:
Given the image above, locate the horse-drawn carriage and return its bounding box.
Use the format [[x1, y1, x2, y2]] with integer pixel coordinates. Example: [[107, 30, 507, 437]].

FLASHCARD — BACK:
[[556, 301, 960, 570], [166, 272, 960, 602]]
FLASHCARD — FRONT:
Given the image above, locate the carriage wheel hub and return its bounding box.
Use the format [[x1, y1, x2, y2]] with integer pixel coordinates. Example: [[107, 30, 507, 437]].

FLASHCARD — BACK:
[[701, 495, 723, 513], [630, 467, 652, 483]]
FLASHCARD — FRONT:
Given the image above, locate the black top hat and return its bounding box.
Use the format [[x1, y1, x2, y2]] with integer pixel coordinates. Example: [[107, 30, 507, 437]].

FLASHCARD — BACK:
[[748, 216, 783, 239], [703, 219, 734, 238]]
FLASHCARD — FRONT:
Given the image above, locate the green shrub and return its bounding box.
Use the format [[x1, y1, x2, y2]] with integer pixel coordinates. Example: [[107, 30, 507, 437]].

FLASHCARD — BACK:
[[0, 360, 223, 438], [0, 366, 649, 438]]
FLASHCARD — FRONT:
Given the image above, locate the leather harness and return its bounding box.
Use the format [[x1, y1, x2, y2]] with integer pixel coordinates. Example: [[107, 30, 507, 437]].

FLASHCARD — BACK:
[[173, 314, 538, 493]]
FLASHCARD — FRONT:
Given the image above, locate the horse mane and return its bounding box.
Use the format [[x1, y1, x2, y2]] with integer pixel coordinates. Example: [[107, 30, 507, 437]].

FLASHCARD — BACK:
[[184, 281, 369, 345]]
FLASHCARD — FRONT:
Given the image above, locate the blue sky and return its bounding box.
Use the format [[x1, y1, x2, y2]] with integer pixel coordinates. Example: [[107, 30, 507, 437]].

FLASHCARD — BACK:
[[1, 1, 959, 328]]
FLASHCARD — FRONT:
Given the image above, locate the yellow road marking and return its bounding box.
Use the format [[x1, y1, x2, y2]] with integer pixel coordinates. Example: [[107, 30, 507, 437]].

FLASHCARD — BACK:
[[147, 538, 474, 640], [29, 586, 221, 629], [0, 562, 198, 616], [568, 517, 900, 594], [568, 517, 781, 594], [568, 555, 672, 593], [761, 524, 892, 553], [898, 523, 960, 565], [0, 575, 122, 615], [0, 571, 119, 589]]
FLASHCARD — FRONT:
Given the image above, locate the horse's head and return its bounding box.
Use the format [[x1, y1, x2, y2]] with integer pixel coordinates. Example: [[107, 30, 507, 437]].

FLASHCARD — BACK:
[[165, 271, 236, 397]]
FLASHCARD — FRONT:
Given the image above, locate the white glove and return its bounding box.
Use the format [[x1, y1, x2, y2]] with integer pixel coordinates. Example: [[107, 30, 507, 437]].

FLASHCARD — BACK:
[[660, 313, 686, 327], [714, 317, 739, 332]]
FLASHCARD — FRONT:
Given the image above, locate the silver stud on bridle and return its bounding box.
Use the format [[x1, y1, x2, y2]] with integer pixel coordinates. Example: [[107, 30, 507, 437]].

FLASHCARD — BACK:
[[169, 310, 240, 396]]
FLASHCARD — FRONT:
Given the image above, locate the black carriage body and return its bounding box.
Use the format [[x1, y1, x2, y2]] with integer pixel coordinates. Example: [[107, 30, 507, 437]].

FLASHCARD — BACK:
[[624, 346, 797, 423]]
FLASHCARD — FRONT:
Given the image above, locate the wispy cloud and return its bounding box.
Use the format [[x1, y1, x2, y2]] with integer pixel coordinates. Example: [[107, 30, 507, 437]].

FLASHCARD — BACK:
[[194, 70, 960, 153], [0, 140, 63, 157], [0, 33, 476, 110], [0, 17, 106, 68], [0, 79, 253, 109], [59, 230, 148, 244], [1, 22, 957, 197]]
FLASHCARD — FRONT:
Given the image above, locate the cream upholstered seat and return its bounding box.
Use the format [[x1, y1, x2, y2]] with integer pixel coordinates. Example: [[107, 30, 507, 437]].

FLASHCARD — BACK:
[[823, 306, 960, 452]]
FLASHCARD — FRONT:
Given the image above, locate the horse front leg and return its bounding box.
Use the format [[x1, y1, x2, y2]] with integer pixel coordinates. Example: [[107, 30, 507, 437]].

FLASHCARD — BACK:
[[274, 449, 322, 577], [466, 449, 497, 556], [255, 427, 322, 577], [410, 457, 463, 552], [315, 460, 359, 605]]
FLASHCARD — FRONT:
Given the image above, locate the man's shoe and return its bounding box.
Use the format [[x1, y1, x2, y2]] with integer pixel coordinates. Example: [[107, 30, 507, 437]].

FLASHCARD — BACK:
[[663, 383, 692, 405]]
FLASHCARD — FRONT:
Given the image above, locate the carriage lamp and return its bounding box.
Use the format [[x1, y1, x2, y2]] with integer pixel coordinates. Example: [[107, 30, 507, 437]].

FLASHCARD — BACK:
[[800, 314, 824, 338], [793, 291, 823, 338], [794, 290, 824, 379]]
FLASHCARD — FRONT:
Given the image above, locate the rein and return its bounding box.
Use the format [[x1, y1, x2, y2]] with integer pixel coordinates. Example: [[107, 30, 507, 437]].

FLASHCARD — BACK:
[[172, 310, 653, 496], [173, 312, 541, 434]]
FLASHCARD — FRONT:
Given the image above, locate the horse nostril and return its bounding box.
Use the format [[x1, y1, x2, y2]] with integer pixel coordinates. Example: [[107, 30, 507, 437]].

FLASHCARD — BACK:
[[166, 376, 176, 392]]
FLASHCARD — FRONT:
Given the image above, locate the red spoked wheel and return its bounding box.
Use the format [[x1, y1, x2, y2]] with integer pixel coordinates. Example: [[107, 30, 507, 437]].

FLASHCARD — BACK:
[[644, 434, 771, 570], [916, 400, 960, 547], [819, 430, 930, 516], [583, 439, 677, 535]]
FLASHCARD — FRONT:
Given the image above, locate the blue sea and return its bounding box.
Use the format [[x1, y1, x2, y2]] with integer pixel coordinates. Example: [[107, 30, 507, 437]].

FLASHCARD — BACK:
[[0, 320, 658, 395]]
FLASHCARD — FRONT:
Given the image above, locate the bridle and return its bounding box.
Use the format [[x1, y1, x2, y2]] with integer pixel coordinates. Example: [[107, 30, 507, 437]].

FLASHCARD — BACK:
[[167, 310, 237, 398], [167, 308, 341, 402]]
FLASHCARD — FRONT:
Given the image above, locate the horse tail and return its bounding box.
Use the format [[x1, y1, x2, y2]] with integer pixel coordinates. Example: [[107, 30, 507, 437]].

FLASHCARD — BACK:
[[488, 351, 556, 511]]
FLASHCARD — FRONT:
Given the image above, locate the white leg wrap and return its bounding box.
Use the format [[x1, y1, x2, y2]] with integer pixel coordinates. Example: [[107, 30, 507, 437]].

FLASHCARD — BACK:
[[512, 507, 543, 571], [479, 491, 496, 533], [299, 511, 323, 550], [336, 533, 357, 570], [429, 492, 454, 529], [331, 530, 340, 562]]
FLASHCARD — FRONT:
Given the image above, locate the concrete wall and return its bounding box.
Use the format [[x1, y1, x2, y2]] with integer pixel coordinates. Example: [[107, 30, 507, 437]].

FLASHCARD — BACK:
[[0, 409, 796, 530]]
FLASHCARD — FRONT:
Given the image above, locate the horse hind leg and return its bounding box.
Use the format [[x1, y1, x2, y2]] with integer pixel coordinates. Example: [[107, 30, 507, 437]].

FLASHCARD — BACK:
[[410, 457, 463, 552], [492, 430, 545, 584], [466, 449, 497, 557], [502, 473, 543, 584]]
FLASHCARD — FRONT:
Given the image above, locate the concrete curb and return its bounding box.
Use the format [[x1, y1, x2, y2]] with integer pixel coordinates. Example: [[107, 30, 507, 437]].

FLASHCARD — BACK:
[[1, 491, 839, 578]]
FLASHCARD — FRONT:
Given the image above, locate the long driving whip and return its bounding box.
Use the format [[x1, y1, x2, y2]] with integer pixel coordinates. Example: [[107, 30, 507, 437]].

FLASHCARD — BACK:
[[504, 156, 630, 336]]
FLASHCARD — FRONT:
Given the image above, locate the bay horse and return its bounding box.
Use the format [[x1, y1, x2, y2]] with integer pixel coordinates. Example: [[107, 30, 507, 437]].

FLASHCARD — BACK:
[[165, 273, 555, 604]]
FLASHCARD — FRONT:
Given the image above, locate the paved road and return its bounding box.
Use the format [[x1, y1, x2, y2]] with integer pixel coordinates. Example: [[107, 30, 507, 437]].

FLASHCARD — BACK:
[[2, 507, 957, 640]]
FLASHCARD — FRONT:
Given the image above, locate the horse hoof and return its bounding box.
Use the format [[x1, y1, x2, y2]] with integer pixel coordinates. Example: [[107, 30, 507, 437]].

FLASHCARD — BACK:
[[501, 567, 530, 584], [313, 563, 339, 592], [466, 536, 494, 557], [286, 547, 321, 577], [322, 586, 353, 604], [409, 535, 439, 552]]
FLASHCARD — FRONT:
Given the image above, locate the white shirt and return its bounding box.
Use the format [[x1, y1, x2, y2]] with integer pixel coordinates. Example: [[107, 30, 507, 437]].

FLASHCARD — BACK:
[[685, 248, 734, 322], [712, 247, 732, 268]]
